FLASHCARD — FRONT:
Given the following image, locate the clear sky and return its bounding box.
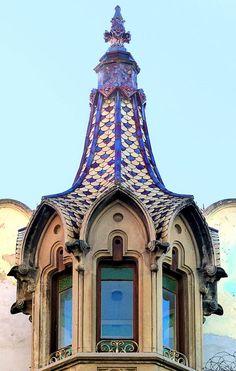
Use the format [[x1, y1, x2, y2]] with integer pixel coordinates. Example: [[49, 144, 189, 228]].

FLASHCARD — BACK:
[[1, 0, 235, 210]]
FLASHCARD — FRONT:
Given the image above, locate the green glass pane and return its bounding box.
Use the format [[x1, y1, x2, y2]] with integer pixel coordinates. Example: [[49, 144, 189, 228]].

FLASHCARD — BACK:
[[163, 275, 177, 293], [101, 267, 133, 280], [59, 275, 72, 292]]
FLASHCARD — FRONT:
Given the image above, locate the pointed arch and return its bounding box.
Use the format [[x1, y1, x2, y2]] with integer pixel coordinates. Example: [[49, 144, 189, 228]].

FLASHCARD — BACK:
[[80, 187, 156, 244], [167, 200, 215, 268], [21, 201, 71, 268]]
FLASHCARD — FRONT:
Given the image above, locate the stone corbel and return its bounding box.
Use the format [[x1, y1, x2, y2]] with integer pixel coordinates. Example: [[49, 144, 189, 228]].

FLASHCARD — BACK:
[[8, 264, 37, 315], [65, 239, 90, 271], [198, 264, 227, 316], [146, 240, 170, 271], [8, 264, 37, 294]]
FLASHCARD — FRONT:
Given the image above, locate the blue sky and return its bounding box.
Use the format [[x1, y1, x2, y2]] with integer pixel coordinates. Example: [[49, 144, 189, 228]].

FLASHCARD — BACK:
[[1, 0, 235, 210]]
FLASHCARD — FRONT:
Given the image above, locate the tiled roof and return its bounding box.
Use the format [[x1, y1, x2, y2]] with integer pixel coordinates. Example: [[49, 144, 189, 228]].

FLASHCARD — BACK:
[[41, 7, 193, 242], [43, 88, 192, 241]]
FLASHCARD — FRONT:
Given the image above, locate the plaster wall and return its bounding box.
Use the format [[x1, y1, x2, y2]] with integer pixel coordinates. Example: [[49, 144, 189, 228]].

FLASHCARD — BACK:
[[0, 200, 32, 371], [203, 200, 236, 361]]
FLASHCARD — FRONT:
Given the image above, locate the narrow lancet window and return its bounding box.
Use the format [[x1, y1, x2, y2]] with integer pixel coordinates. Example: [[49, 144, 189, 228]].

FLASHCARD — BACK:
[[162, 274, 177, 349], [51, 266, 72, 352], [58, 273, 72, 348]]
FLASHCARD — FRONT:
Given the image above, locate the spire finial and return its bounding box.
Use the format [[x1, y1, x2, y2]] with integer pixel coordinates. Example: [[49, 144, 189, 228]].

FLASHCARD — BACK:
[[104, 5, 131, 48]]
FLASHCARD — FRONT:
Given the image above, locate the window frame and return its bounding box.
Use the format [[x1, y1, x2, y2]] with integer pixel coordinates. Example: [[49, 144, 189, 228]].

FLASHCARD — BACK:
[[50, 266, 72, 353], [162, 266, 185, 354], [96, 259, 138, 344]]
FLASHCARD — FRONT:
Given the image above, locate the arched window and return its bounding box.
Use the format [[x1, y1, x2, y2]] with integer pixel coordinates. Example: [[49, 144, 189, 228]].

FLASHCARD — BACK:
[[96, 237, 138, 352], [162, 263, 185, 355], [50, 249, 72, 353]]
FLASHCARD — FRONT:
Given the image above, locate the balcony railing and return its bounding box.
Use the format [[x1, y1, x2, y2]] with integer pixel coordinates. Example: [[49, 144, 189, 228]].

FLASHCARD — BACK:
[[47, 342, 188, 367], [96, 339, 139, 353], [163, 346, 188, 366], [49, 345, 72, 364]]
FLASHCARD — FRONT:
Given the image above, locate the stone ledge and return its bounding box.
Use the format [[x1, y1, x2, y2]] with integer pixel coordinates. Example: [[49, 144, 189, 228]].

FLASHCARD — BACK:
[[38, 352, 196, 371]]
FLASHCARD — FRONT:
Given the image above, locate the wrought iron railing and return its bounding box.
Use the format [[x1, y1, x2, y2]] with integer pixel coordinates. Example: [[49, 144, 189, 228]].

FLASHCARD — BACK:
[[48, 342, 190, 367], [49, 345, 72, 363], [96, 339, 139, 353], [163, 346, 189, 366], [205, 352, 236, 371]]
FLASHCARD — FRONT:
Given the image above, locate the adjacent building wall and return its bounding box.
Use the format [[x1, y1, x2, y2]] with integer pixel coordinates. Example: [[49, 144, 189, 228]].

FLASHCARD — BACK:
[[203, 199, 236, 361], [0, 199, 32, 371]]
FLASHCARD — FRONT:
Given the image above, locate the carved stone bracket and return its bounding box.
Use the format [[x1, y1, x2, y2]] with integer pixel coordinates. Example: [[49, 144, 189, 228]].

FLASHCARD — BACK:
[[8, 264, 37, 315], [198, 264, 227, 316], [146, 240, 170, 271], [65, 239, 90, 270]]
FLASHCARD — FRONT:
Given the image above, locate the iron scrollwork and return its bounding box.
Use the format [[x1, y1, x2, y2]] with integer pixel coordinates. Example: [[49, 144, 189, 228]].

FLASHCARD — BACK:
[[96, 340, 139, 353], [49, 345, 72, 364], [163, 346, 188, 366]]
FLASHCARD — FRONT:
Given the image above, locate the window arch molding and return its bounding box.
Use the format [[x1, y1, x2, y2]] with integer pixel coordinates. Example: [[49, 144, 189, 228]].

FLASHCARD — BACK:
[[167, 205, 215, 269], [163, 241, 196, 275]]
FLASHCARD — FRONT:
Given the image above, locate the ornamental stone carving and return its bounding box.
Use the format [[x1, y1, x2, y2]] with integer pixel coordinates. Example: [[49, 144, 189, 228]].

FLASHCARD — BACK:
[[8, 264, 37, 315], [65, 239, 90, 270], [198, 264, 227, 316], [146, 240, 170, 271]]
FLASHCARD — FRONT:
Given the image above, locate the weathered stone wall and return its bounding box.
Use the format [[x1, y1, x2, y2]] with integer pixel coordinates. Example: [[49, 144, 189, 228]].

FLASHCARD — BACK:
[[0, 199, 32, 371]]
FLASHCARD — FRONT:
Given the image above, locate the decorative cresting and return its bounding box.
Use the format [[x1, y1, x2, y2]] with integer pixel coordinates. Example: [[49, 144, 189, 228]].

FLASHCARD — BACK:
[[163, 347, 188, 366], [49, 345, 72, 364], [198, 264, 227, 316], [104, 5, 131, 47], [205, 352, 236, 371], [42, 6, 192, 245], [96, 340, 139, 353]]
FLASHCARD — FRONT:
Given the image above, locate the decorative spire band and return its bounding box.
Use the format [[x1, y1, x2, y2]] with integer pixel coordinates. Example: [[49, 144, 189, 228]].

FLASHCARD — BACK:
[[104, 5, 131, 47]]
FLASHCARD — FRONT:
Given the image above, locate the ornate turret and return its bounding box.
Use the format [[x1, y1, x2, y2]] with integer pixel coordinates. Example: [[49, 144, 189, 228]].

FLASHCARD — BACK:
[[9, 7, 227, 371], [43, 6, 192, 242]]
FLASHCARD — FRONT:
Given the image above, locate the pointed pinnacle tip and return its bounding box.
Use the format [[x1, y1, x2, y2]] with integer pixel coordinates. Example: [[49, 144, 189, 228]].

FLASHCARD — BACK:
[[114, 5, 122, 19], [104, 6, 131, 47]]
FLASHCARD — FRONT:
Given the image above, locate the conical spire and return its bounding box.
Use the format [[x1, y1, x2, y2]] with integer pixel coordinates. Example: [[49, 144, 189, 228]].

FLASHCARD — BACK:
[[44, 6, 192, 242], [104, 6, 131, 49]]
